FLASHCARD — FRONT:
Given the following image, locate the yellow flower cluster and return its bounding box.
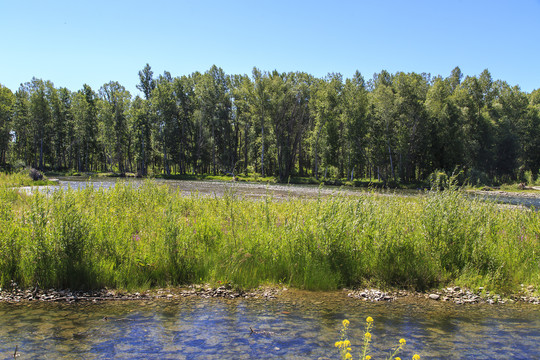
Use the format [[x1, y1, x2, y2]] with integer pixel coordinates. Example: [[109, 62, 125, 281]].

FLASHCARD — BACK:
[[335, 340, 352, 348], [334, 317, 421, 360]]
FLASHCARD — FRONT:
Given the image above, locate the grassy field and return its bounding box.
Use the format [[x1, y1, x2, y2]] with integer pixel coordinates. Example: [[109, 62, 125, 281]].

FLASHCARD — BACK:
[[0, 176, 538, 293]]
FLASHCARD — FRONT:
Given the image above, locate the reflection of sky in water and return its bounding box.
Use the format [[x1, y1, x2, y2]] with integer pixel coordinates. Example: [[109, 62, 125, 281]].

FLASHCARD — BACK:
[[0, 292, 539, 359]]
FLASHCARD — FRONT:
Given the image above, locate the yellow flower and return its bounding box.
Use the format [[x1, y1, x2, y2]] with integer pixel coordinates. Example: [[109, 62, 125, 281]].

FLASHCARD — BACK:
[[345, 353, 352, 359], [366, 316, 374, 323], [395, 358, 401, 360], [344, 340, 351, 347], [413, 355, 421, 360], [365, 332, 372, 341], [399, 338, 406, 345], [335, 341, 342, 348], [343, 319, 350, 327], [365, 356, 371, 360], [347, 347, 352, 351]]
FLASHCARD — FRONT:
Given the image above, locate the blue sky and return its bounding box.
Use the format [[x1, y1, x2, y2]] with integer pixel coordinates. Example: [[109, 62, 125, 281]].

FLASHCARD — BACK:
[[1, 0, 539, 95]]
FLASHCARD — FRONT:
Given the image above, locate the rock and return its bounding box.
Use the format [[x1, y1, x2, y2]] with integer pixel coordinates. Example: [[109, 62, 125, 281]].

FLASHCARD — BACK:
[[429, 294, 440, 300]]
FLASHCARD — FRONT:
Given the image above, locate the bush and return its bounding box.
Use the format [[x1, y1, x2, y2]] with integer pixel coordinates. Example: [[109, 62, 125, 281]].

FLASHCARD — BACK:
[[29, 168, 43, 181]]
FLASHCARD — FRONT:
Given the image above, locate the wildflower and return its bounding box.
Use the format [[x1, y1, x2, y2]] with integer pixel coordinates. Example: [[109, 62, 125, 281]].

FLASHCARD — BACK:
[[335, 341, 343, 348], [343, 319, 350, 327], [395, 358, 401, 360], [413, 355, 421, 360], [366, 316, 374, 323], [365, 332, 371, 341], [345, 353, 352, 359], [347, 347, 352, 351], [365, 356, 371, 360], [344, 340, 351, 347], [399, 338, 406, 345]]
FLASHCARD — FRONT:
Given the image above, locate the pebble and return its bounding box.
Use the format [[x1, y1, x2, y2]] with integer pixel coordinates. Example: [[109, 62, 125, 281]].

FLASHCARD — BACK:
[[347, 285, 539, 305], [0, 284, 280, 303]]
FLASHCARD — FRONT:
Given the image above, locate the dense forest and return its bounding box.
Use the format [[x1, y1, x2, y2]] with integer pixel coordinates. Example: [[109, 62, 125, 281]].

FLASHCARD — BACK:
[[0, 65, 539, 184]]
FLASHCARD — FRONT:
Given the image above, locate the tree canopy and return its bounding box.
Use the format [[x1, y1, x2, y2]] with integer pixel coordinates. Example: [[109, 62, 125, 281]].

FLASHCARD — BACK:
[[1, 65, 538, 185]]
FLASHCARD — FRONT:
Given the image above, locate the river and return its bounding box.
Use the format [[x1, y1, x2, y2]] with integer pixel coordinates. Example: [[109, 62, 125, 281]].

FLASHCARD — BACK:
[[1, 291, 538, 359], [18, 176, 540, 208]]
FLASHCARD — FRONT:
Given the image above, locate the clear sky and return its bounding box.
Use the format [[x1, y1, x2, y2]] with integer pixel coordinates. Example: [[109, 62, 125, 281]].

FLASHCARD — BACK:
[[1, 0, 539, 96]]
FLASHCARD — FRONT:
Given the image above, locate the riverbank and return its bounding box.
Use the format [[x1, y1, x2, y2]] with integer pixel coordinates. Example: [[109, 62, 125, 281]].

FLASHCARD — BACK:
[[1, 283, 538, 305]]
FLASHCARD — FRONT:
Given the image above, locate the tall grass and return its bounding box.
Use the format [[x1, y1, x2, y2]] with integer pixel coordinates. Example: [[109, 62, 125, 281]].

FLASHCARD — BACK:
[[0, 181, 538, 292]]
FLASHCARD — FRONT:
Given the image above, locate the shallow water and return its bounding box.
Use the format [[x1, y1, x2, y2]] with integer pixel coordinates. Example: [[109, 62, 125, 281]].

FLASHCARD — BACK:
[[1, 291, 539, 359], [20, 176, 375, 200], [20, 177, 540, 207]]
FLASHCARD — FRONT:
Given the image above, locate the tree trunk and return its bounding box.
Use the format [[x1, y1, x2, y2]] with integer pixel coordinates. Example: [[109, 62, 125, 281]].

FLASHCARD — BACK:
[[244, 124, 249, 175], [261, 119, 265, 176], [212, 124, 216, 175], [39, 137, 44, 170]]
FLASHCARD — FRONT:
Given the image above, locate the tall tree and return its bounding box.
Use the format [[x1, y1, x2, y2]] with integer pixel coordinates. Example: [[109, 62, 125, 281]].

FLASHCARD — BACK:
[[342, 71, 369, 179], [196, 66, 232, 175], [425, 76, 464, 173], [70, 85, 99, 172], [136, 64, 156, 175], [0, 84, 15, 166], [370, 71, 398, 181], [152, 74, 178, 175], [251, 68, 270, 176], [392, 72, 430, 181], [267, 71, 312, 181], [99, 82, 131, 173], [12, 86, 32, 167], [230, 74, 254, 175], [311, 73, 343, 179], [27, 78, 53, 170]]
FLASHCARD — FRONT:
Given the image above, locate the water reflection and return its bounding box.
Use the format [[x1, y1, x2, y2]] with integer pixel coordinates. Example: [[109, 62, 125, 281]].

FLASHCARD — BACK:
[[1, 291, 539, 359]]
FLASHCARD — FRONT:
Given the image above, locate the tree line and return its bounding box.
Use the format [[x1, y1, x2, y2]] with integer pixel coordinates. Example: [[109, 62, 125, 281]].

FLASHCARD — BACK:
[[0, 65, 539, 184]]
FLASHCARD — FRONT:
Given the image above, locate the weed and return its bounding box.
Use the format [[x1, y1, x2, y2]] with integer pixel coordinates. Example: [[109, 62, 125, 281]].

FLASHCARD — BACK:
[[0, 181, 538, 292]]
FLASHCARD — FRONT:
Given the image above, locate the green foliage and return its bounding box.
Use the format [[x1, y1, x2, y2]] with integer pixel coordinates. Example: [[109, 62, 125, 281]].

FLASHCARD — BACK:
[[3, 67, 540, 186], [0, 182, 539, 293]]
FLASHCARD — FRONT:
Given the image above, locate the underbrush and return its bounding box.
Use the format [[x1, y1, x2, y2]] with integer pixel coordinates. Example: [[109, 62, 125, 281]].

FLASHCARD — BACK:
[[0, 182, 538, 292]]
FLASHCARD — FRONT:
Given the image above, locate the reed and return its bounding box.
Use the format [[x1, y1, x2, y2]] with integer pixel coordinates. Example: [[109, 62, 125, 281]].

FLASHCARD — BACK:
[[0, 180, 538, 292]]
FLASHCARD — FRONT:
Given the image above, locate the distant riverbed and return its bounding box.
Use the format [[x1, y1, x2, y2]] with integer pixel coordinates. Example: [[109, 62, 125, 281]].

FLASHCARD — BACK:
[[16, 176, 540, 208]]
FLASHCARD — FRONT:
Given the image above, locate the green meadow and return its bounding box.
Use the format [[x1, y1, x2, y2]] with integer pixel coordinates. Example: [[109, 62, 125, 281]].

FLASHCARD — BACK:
[[0, 177, 538, 293]]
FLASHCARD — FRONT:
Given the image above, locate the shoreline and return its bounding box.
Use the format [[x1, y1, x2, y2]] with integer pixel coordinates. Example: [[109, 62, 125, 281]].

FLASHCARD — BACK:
[[1, 284, 538, 305]]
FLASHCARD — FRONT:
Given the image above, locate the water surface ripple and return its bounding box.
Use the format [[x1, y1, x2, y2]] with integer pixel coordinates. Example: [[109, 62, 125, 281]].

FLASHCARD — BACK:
[[1, 291, 538, 359]]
